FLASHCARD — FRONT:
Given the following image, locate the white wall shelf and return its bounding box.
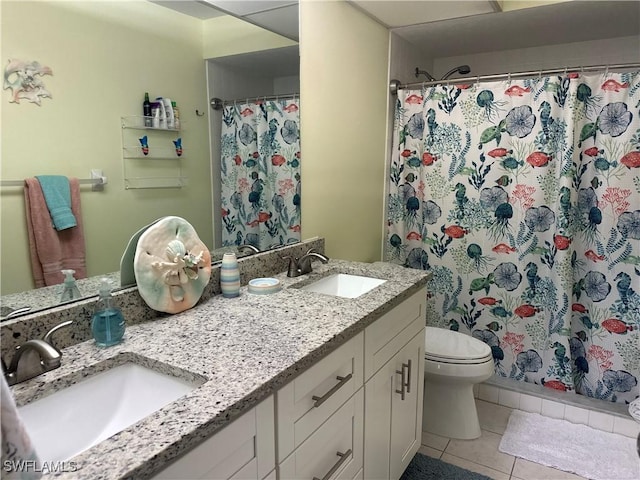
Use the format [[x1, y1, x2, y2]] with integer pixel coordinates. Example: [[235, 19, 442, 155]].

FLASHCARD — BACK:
[[121, 116, 186, 189]]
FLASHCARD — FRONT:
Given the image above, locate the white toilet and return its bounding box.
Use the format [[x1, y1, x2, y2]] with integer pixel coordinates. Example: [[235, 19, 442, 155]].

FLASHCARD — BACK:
[[423, 326, 494, 440]]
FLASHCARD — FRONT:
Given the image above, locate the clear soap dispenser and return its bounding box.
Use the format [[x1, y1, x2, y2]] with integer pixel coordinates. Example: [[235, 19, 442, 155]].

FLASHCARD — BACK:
[[60, 269, 82, 303], [91, 278, 125, 347]]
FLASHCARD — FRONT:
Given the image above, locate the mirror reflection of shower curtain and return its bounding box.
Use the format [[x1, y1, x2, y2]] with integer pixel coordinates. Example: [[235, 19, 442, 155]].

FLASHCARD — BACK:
[[386, 71, 640, 404], [220, 99, 301, 250]]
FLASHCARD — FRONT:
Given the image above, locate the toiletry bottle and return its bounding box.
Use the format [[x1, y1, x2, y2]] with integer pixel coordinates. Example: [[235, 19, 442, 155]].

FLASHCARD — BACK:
[[60, 269, 82, 303], [172, 101, 180, 130], [91, 278, 125, 347], [143, 92, 152, 127], [163, 97, 175, 129], [155, 97, 166, 128], [151, 102, 161, 128]]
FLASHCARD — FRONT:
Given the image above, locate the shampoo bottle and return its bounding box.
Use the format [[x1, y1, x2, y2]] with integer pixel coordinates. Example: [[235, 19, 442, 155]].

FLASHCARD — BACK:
[[162, 97, 175, 129], [91, 278, 125, 347], [60, 269, 82, 303], [172, 101, 180, 130], [155, 97, 167, 128]]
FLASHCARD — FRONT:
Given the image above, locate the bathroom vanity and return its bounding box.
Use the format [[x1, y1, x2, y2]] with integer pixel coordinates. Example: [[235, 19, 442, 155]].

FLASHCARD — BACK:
[[7, 254, 429, 480]]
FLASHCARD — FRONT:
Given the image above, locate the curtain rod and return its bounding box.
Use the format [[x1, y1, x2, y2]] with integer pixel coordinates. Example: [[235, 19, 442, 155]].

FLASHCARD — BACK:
[[389, 62, 640, 95], [210, 92, 299, 111]]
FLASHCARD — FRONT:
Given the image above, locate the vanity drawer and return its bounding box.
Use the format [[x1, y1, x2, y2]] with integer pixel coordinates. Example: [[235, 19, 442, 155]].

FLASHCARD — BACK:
[[152, 395, 274, 480], [277, 332, 363, 462], [364, 288, 426, 380], [278, 388, 364, 480]]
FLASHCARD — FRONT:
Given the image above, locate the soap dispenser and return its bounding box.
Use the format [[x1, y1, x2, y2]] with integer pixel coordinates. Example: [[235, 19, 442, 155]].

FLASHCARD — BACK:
[[60, 269, 82, 303], [91, 278, 125, 347]]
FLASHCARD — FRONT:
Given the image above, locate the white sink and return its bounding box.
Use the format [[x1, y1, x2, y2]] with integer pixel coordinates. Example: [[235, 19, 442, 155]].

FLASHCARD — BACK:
[[300, 273, 386, 298], [19, 363, 201, 462]]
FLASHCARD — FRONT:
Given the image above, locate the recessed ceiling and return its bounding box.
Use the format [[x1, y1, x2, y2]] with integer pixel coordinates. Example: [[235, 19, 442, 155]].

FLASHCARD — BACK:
[[150, 0, 299, 41], [392, 0, 640, 58], [351, 0, 500, 28]]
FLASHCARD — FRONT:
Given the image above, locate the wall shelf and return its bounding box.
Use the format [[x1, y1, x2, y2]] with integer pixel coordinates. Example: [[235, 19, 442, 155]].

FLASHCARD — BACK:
[[121, 116, 186, 189]]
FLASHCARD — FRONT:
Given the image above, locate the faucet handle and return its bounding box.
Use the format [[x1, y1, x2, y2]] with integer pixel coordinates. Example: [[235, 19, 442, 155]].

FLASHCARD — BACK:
[[281, 255, 300, 277], [43, 320, 73, 349]]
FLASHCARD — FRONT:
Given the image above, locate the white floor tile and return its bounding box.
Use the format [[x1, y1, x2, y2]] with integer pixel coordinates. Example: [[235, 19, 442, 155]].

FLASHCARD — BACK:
[[420, 430, 450, 451], [498, 389, 520, 409], [588, 410, 614, 432], [441, 453, 510, 480], [563, 405, 589, 425], [512, 458, 589, 480], [519, 394, 542, 414], [478, 383, 499, 403], [444, 429, 515, 474], [417, 445, 442, 459], [476, 399, 513, 435], [541, 399, 565, 419], [613, 416, 640, 438]]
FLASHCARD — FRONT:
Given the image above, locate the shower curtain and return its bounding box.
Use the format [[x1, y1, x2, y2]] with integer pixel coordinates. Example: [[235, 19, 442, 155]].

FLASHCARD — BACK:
[[387, 71, 640, 404], [220, 99, 301, 250]]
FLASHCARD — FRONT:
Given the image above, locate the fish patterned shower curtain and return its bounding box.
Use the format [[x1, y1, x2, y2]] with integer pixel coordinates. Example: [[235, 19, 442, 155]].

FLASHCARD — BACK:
[[220, 99, 301, 250], [387, 71, 640, 404]]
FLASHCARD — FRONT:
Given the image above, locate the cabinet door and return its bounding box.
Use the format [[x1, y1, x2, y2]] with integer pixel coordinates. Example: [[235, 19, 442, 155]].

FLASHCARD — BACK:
[[364, 327, 424, 480], [389, 331, 424, 480]]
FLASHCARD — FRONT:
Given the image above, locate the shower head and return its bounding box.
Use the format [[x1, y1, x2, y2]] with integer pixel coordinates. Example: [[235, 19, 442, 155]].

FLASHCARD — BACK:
[[415, 67, 436, 82], [441, 65, 471, 80]]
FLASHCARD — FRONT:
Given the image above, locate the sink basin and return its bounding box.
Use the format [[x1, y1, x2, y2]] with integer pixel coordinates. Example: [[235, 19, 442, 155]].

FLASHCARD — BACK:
[[300, 273, 386, 298], [19, 363, 201, 462]]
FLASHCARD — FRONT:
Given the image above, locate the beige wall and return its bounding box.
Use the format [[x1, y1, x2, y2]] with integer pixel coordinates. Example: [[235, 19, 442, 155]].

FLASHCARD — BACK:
[[300, 0, 389, 262], [203, 15, 296, 58]]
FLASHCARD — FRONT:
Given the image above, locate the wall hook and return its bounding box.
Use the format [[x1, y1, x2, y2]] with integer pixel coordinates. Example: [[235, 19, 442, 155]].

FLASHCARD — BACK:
[[195, 109, 205, 116]]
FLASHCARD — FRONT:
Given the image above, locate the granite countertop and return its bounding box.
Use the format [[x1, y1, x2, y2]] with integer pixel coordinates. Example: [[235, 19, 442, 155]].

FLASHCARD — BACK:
[[11, 260, 430, 480]]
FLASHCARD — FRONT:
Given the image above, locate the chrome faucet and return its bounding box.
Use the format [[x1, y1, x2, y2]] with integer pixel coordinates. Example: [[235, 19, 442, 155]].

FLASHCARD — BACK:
[[286, 249, 330, 277], [3, 320, 73, 386], [238, 244, 260, 254]]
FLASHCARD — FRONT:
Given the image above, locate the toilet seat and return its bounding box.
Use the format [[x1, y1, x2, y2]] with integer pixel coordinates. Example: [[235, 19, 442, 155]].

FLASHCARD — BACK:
[[425, 327, 492, 364]]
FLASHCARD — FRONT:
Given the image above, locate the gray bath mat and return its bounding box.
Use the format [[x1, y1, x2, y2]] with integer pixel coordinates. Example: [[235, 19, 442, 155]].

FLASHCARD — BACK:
[[400, 452, 492, 480], [499, 410, 639, 480]]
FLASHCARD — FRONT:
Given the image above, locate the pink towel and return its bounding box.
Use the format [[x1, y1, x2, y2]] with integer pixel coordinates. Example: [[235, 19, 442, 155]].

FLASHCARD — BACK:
[[24, 178, 87, 287]]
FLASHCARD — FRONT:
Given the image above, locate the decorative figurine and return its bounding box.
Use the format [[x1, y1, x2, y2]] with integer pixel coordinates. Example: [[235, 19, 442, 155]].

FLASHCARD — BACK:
[[139, 135, 149, 155], [3, 59, 53, 105]]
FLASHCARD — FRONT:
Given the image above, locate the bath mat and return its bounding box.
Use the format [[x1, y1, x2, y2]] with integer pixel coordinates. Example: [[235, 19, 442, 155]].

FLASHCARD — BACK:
[[499, 410, 639, 480], [400, 452, 492, 480]]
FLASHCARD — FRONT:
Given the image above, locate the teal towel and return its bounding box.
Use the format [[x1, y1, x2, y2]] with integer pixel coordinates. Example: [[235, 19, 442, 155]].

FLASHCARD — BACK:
[[35, 175, 77, 230]]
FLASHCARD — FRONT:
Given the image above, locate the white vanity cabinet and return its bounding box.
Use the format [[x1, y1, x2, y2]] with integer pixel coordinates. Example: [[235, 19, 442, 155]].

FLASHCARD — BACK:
[[151, 396, 275, 480], [150, 286, 427, 480], [363, 288, 426, 480]]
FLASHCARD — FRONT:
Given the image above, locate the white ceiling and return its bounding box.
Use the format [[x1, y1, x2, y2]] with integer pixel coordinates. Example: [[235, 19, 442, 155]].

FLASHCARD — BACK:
[[150, 0, 299, 40], [151, 1, 639, 68], [391, 1, 640, 59], [351, 0, 501, 28]]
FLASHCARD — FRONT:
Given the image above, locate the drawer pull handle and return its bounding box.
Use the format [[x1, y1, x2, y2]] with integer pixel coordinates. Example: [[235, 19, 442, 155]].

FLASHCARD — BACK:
[[395, 360, 411, 400], [312, 449, 352, 480], [312, 373, 353, 408]]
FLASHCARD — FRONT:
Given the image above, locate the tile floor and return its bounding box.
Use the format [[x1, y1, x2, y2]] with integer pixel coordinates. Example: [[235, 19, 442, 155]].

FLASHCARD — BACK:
[[419, 399, 590, 480]]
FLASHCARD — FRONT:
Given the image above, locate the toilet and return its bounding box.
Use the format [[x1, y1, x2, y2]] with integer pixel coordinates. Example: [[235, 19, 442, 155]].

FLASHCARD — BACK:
[[423, 326, 494, 440]]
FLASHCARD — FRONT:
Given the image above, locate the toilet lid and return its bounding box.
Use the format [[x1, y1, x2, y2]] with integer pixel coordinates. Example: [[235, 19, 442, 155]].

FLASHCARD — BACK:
[[425, 327, 492, 362]]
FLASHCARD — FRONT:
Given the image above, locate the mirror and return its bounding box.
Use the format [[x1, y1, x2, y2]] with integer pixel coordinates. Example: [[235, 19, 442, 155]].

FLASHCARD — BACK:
[[0, 0, 299, 318]]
